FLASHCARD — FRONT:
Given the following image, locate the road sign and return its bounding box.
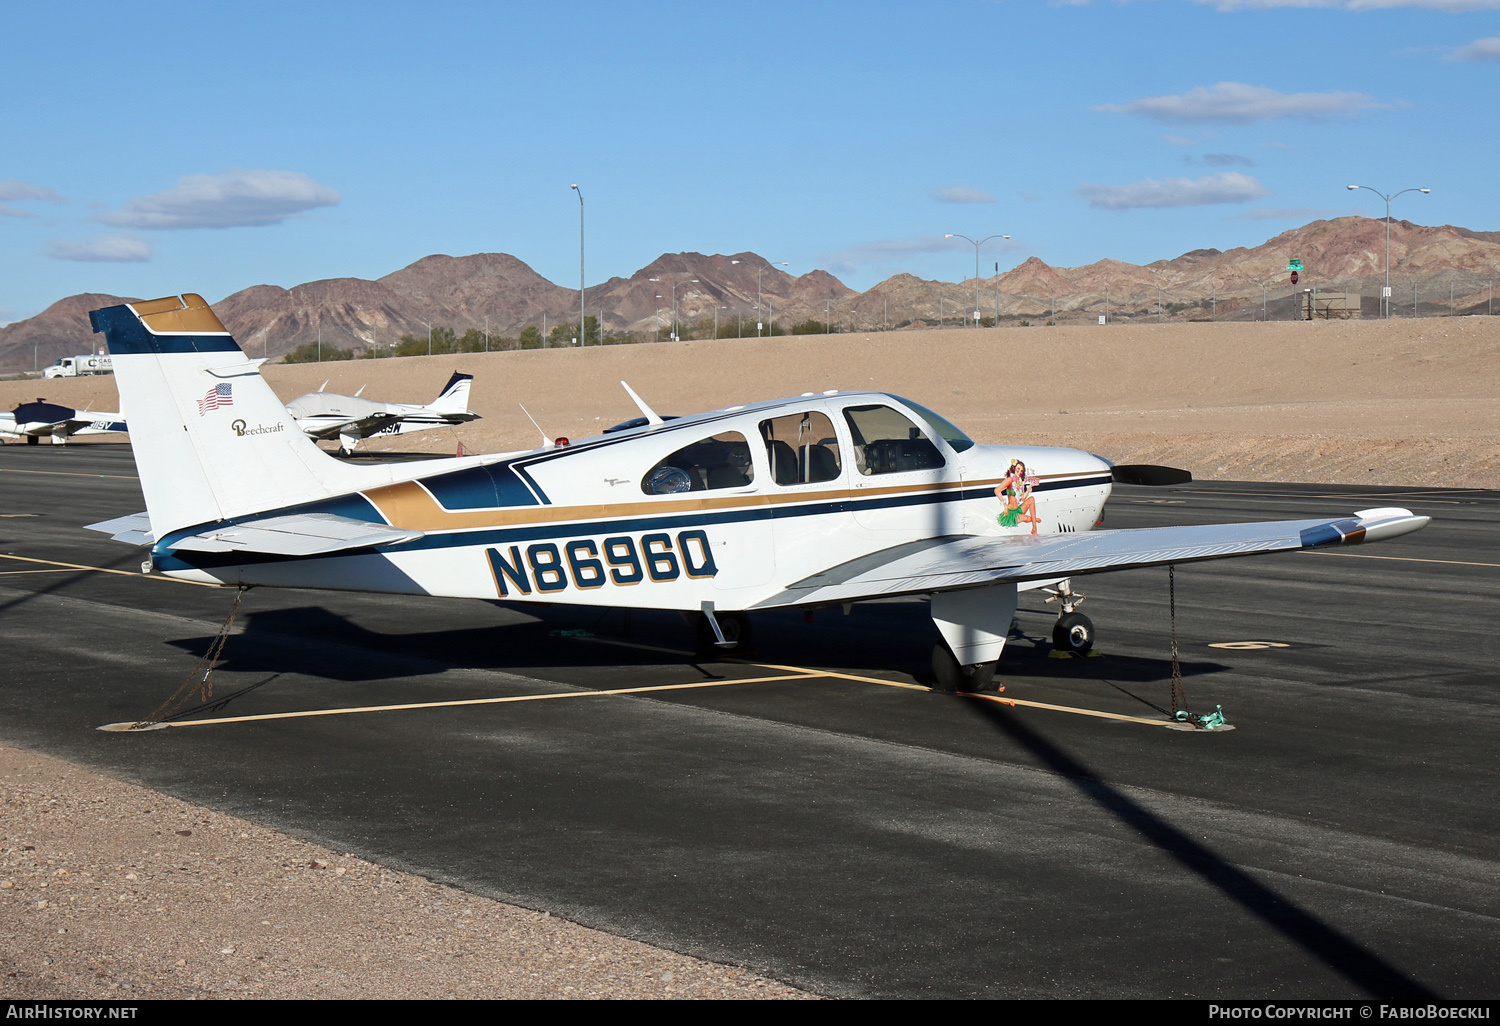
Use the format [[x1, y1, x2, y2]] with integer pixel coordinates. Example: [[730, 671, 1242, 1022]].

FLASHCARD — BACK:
[[1290, 271, 1299, 284], [1287, 259, 1303, 272]]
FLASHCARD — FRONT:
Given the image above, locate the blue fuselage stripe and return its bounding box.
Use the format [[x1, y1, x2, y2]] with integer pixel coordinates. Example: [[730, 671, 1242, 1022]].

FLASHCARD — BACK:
[[156, 474, 1111, 570]]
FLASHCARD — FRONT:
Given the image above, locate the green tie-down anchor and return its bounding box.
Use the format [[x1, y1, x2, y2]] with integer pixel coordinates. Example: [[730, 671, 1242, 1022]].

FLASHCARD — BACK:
[[1174, 705, 1229, 730]]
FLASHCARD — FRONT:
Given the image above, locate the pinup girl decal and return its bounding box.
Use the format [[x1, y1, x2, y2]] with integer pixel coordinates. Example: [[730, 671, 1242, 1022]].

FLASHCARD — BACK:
[[995, 459, 1040, 533]]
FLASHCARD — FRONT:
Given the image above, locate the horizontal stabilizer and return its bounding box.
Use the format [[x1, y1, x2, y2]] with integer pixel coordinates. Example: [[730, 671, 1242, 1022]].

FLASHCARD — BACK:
[[167, 513, 424, 557], [760, 508, 1428, 607], [85, 512, 154, 546]]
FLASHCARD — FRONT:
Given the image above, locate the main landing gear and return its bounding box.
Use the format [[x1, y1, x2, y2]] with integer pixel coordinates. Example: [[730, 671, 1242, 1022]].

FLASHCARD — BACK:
[[695, 605, 751, 657]]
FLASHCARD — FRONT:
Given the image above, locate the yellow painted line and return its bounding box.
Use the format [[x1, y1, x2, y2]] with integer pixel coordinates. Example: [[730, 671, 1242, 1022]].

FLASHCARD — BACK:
[[562, 632, 1178, 728], [1300, 551, 1500, 569], [750, 659, 1175, 725], [583, 635, 1176, 726], [961, 690, 1175, 727], [736, 658, 932, 692], [0, 569, 89, 576], [0, 553, 221, 587], [143, 672, 822, 729], [0, 468, 138, 480]]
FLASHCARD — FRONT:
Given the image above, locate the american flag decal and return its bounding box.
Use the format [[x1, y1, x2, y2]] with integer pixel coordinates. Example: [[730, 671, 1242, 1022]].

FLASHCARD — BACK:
[[197, 383, 233, 415]]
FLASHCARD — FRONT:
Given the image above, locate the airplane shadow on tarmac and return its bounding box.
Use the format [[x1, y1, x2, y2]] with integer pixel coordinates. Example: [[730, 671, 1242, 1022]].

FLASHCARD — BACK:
[[157, 599, 1230, 719], [965, 699, 1441, 1001], [147, 600, 1439, 1001]]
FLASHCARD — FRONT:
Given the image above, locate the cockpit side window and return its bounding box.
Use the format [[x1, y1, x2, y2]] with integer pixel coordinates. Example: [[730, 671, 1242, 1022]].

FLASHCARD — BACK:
[[842, 404, 946, 475], [758, 411, 842, 486], [641, 431, 755, 495]]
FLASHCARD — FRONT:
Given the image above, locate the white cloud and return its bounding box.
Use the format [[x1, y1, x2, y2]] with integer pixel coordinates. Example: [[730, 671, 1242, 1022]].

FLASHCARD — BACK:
[[1077, 171, 1270, 209], [1449, 35, 1500, 59], [46, 234, 154, 263], [1095, 82, 1387, 122], [95, 168, 340, 230], [1202, 153, 1256, 166], [0, 178, 65, 218], [930, 186, 996, 204]]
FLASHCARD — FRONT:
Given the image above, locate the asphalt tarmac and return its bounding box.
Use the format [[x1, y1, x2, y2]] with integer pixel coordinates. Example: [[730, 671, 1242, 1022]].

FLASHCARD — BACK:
[[1, 444, 1496, 999]]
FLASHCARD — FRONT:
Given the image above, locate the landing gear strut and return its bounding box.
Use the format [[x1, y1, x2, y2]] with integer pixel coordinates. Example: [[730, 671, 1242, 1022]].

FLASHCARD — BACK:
[[1044, 579, 1095, 656], [696, 608, 751, 657]]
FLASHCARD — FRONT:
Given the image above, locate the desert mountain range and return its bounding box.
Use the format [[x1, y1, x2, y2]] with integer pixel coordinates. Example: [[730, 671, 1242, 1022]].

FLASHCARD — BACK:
[[4, 216, 1498, 372]]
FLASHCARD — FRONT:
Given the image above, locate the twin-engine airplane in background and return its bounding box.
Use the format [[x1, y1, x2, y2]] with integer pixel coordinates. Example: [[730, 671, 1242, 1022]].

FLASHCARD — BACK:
[[1, 399, 127, 445], [286, 371, 480, 455], [86, 294, 1428, 689]]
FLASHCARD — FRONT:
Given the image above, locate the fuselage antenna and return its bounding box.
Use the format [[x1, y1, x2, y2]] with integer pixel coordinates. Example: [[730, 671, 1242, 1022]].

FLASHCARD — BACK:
[[518, 403, 552, 448]]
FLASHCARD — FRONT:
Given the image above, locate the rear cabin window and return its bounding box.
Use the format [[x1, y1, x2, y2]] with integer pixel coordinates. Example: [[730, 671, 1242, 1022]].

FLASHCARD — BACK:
[[843, 404, 946, 475], [641, 431, 755, 495], [759, 411, 842, 486]]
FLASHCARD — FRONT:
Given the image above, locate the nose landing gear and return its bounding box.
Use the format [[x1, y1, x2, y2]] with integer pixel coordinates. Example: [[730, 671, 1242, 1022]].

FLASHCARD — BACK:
[[1044, 579, 1094, 656]]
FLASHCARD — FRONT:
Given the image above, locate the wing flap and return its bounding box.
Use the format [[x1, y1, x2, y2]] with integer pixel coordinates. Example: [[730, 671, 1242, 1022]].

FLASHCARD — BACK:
[[759, 509, 1428, 607], [169, 513, 424, 556]]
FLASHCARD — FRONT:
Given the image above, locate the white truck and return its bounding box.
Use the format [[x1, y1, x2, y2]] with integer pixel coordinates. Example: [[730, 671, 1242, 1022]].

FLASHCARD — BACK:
[[43, 353, 114, 378]]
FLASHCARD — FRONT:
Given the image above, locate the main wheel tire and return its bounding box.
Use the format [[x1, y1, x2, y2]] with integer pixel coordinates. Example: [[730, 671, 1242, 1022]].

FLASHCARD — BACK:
[[1052, 612, 1095, 656], [930, 643, 999, 693], [26, 435, 39, 446], [696, 610, 750, 657]]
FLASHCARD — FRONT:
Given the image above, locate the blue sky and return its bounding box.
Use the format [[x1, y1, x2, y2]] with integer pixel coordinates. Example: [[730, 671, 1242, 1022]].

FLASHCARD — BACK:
[[2, 0, 1496, 323]]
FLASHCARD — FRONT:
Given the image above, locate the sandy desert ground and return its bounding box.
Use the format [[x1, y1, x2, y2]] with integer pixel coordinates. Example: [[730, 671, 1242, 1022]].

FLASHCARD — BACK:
[[6, 317, 1497, 488], [2, 317, 1495, 999]]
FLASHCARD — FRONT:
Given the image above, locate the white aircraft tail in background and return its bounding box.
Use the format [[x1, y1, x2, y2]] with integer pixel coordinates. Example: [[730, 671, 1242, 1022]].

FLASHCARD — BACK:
[[285, 371, 480, 455]]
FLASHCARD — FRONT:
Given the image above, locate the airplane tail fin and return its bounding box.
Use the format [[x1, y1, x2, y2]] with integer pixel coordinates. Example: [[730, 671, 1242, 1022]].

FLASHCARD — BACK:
[[425, 371, 473, 415], [89, 294, 366, 537]]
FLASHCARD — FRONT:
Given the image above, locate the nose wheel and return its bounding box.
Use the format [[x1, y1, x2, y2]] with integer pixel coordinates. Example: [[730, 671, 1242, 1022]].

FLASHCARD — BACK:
[[1043, 578, 1095, 656], [1052, 612, 1095, 656]]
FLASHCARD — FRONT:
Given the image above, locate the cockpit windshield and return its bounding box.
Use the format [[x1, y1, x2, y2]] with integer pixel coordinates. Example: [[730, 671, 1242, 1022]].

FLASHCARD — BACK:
[[891, 396, 975, 453]]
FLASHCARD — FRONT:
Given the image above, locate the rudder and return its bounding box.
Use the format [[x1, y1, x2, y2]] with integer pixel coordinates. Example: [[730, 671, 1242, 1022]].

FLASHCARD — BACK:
[[91, 294, 367, 536]]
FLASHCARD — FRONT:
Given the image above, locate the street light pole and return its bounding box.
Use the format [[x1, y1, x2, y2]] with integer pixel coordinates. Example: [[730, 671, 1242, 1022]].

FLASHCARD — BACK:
[[756, 261, 788, 337], [945, 233, 1010, 326], [1347, 184, 1430, 318], [571, 184, 585, 344]]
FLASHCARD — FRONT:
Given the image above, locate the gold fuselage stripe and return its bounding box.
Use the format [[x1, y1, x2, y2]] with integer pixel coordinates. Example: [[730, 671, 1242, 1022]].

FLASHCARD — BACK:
[[361, 472, 1107, 534]]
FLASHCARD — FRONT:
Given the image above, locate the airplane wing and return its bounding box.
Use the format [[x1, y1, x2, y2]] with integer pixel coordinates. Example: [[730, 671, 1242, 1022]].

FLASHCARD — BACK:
[[64, 414, 128, 436], [85, 511, 423, 556], [300, 412, 399, 441], [758, 507, 1428, 607]]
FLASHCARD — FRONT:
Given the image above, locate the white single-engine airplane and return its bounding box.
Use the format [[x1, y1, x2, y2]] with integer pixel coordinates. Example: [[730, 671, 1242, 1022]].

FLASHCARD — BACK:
[[85, 294, 1428, 689], [1, 399, 127, 446], [285, 371, 480, 455]]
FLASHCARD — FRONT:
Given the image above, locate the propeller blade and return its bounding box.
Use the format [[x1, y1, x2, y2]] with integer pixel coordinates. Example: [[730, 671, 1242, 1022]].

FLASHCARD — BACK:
[[1111, 464, 1192, 487]]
